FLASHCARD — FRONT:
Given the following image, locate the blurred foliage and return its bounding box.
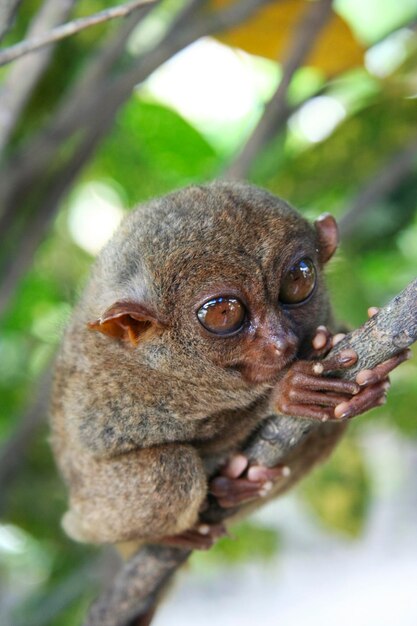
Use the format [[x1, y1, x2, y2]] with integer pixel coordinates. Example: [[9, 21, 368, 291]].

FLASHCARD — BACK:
[[90, 99, 220, 204], [215, 0, 365, 75], [0, 0, 416, 624], [192, 521, 281, 570], [300, 435, 371, 537]]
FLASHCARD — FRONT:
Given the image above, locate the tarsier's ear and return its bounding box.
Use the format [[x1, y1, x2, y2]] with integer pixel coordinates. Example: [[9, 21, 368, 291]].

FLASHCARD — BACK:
[[314, 213, 339, 264], [88, 301, 165, 346]]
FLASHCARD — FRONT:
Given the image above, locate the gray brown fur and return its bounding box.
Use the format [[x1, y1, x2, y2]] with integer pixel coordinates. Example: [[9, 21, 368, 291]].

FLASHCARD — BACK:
[[50, 182, 338, 544]]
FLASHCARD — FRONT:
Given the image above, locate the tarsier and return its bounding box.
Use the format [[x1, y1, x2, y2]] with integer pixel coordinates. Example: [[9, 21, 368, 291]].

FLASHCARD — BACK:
[[50, 182, 408, 552]]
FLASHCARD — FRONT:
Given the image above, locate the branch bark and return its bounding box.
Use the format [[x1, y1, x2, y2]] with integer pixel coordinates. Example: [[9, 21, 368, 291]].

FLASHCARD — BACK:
[[85, 276, 417, 626], [224, 0, 334, 180], [0, 0, 75, 155], [0, 0, 273, 210], [0, 0, 276, 316], [0, 0, 157, 68]]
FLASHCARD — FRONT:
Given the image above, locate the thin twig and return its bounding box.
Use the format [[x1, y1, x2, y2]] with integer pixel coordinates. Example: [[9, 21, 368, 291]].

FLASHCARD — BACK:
[[339, 135, 417, 240], [0, 123, 103, 315], [0, 0, 76, 155], [0, 0, 157, 68], [224, 0, 334, 180]]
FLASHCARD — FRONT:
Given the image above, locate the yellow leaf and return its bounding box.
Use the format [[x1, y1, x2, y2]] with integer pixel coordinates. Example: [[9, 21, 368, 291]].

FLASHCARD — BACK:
[[213, 0, 364, 76]]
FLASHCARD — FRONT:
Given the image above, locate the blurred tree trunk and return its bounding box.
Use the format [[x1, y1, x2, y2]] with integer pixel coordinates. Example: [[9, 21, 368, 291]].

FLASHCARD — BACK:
[[0, 0, 277, 317], [0, 0, 416, 317]]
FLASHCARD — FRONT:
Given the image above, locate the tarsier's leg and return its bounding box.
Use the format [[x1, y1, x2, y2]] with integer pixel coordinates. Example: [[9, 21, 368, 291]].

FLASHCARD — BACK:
[[210, 454, 290, 508], [62, 443, 206, 544]]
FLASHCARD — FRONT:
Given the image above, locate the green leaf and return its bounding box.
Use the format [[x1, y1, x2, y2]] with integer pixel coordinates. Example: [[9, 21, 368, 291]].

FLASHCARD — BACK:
[[300, 436, 371, 537]]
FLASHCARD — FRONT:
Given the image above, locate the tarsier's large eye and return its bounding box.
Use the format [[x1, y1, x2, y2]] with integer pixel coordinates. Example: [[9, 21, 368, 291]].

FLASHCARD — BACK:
[[279, 258, 316, 305], [197, 297, 246, 335]]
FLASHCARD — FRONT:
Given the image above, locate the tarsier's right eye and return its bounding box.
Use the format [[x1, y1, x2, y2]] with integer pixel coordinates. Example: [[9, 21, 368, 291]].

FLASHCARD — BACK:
[[197, 297, 246, 336], [279, 257, 316, 305]]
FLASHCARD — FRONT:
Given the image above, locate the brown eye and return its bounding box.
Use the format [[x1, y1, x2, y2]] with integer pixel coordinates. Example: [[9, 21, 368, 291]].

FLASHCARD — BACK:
[[197, 297, 246, 335], [280, 258, 316, 304]]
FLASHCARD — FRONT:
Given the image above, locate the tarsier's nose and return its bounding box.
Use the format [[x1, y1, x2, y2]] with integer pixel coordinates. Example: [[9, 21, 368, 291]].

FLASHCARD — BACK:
[[264, 331, 298, 363]]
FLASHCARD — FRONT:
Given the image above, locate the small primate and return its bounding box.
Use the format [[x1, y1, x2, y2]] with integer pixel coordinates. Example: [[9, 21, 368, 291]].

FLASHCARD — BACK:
[[50, 182, 406, 549]]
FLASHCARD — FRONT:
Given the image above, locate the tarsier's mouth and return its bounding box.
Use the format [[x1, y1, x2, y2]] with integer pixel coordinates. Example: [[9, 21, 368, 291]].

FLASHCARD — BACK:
[[228, 356, 295, 386]]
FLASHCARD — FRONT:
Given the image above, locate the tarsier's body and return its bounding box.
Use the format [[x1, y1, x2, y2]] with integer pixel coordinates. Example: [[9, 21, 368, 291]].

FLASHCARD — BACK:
[[51, 183, 400, 547]]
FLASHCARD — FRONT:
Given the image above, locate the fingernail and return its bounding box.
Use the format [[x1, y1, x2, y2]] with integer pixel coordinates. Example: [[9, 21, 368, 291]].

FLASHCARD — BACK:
[[313, 363, 324, 375], [225, 454, 248, 478], [332, 333, 345, 345], [281, 466, 291, 477], [247, 466, 266, 481], [339, 349, 357, 365], [356, 369, 373, 386], [198, 524, 210, 535], [313, 334, 326, 349], [260, 481, 273, 497], [334, 402, 350, 419]]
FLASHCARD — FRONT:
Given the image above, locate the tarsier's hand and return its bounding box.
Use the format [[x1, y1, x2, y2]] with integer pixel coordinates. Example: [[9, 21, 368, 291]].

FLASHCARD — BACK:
[[273, 309, 411, 423]]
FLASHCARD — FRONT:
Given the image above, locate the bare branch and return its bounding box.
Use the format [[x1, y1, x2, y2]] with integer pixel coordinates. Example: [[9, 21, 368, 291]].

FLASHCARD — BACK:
[[85, 277, 417, 626], [0, 0, 76, 155], [0, 0, 157, 68], [0, 124, 102, 315], [110, 0, 278, 98], [0, 0, 276, 316], [0, 0, 22, 42], [339, 135, 417, 240], [0, 0, 273, 200], [224, 0, 334, 180]]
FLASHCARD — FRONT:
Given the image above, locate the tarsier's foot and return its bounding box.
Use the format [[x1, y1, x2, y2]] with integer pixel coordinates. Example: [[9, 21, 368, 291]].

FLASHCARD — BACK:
[[159, 522, 226, 550], [274, 319, 411, 423], [209, 454, 290, 508]]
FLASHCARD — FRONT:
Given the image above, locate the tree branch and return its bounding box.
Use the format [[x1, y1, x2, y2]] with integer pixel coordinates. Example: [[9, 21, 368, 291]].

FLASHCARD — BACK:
[[85, 277, 417, 625], [224, 0, 334, 180], [0, 0, 157, 68], [0, 0, 272, 209], [0, 0, 276, 316], [0, 123, 103, 314], [0, 0, 76, 155]]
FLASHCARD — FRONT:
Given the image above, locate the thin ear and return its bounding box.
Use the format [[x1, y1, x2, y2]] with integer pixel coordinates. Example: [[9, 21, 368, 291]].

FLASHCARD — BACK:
[[88, 301, 164, 346], [315, 213, 339, 263]]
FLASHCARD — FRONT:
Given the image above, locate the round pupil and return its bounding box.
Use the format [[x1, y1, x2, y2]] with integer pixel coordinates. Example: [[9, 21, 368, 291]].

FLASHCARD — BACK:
[[280, 258, 316, 304], [197, 298, 245, 335]]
